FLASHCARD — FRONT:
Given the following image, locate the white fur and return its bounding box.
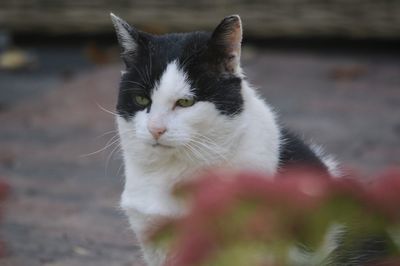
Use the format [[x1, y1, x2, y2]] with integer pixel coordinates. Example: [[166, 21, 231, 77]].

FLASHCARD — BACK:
[[117, 61, 281, 265], [310, 144, 341, 177]]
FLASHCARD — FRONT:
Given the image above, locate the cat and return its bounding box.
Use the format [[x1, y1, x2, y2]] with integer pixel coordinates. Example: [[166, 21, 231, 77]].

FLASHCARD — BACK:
[[110, 14, 339, 265]]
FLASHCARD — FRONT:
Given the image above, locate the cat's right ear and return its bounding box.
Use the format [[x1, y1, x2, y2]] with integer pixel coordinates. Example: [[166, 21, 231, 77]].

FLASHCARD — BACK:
[[110, 13, 139, 65]]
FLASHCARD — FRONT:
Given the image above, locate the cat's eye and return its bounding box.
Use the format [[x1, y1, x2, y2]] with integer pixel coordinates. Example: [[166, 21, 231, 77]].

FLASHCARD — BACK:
[[176, 98, 195, 108], [134, 95, 151, 107]]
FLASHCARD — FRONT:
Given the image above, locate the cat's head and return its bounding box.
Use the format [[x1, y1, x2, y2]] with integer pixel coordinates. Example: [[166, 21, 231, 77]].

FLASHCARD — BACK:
[[111, 14, 246, 165]]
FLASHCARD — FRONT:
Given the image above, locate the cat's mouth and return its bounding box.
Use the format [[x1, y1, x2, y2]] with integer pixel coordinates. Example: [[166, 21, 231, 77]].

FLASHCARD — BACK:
[[151, 143, 174, 149]]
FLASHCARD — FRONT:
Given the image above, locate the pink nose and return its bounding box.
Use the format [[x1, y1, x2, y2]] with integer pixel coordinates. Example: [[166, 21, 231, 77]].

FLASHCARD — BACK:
[[148, 126, 167, 140]]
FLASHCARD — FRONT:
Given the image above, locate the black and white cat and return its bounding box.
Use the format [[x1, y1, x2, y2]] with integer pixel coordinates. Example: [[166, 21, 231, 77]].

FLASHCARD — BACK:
[[111, 14, 339, 265]]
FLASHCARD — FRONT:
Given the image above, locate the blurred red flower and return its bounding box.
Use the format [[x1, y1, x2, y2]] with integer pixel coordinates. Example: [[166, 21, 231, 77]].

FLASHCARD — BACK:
[[151, 168, 400, 266]]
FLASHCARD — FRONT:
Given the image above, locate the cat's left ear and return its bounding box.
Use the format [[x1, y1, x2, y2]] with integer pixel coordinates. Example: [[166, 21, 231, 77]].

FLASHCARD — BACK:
[[110, 13, 139, 65], [209, 15, 242, 74]]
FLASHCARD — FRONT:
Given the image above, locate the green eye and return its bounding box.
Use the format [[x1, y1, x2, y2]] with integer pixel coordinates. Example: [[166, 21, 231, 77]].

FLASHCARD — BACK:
[[176, 98, 195, 108], [134, 95, 150, 107]]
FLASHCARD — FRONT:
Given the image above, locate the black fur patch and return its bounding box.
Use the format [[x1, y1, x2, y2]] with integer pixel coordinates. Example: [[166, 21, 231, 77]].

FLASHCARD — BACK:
[[116, 31, 244, 119], [279, 128, 328, 171], [331, 233, 392, 265], [180, 32, 244, 116]]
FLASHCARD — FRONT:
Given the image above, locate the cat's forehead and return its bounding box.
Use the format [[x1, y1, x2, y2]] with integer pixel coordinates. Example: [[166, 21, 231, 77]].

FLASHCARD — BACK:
[[122, 32, 209, 93], [153, 32, 210, 60], [135, 32, 209, 70]]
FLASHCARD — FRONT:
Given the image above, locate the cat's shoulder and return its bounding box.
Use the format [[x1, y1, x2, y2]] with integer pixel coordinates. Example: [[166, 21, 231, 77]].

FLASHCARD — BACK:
[[279, 128, 340, 176]]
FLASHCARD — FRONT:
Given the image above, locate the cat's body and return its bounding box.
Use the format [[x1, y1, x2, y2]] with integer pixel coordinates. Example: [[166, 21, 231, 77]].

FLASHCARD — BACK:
[[118, 78, 282, 264], [111, 14, 338, 265]]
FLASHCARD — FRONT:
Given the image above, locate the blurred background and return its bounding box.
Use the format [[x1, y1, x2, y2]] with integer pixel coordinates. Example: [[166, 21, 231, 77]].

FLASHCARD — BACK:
[[0, 1, 399, 265]]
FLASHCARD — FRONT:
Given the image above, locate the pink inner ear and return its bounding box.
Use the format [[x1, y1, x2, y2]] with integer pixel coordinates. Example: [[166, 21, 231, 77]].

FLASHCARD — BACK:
[[210, 15, 243, 73], [226, 23, 242, 56], [213, 15, 242, 55]]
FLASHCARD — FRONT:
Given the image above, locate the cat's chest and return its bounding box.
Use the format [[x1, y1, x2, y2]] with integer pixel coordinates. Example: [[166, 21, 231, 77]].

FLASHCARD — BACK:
[[120, 164, 191, 237], [121, 162, 192, 216]]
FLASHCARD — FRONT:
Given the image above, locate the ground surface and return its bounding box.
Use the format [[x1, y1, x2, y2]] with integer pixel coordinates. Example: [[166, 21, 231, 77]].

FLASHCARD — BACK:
[[0, 44, 399, 266]]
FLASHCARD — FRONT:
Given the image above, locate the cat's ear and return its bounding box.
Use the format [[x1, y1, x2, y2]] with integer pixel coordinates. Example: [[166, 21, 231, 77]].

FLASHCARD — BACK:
[[110, 13, 139, 65], [209, 15, 242, 74]]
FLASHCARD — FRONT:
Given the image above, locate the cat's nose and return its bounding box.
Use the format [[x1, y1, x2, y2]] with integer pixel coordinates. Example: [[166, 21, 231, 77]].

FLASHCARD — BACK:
[[148, 125, 167, 140]]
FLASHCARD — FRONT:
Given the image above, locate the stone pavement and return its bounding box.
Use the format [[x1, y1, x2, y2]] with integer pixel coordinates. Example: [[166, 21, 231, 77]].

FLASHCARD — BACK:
[[0, 46, 399, 266]]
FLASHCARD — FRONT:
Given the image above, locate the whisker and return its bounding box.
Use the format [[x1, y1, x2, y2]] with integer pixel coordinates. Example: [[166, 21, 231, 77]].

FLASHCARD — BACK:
[[116, 162, 125, 177], [164, 133, 227, 164], [119, 128, 137, 136], [181, 144, 196, 164], [189, 140, 222, 163], [94, 129, 118, 140], [105, 143, 122, 178], [95, 101, 118, 116], [120, 80, 147, 89], [82, 127, 138, 158], [80, 136, 120, 157], [130, 63, 150, 87], [190, 134, 230, 164], [148, 49, 153, 84], [184, 142, 208, 163], [145, 51, 152, 87], [179, 48, 204, 70]]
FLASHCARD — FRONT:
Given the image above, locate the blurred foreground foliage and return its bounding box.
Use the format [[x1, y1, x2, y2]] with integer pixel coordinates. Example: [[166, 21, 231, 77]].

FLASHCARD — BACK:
[[150, 168, 400, 266]]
